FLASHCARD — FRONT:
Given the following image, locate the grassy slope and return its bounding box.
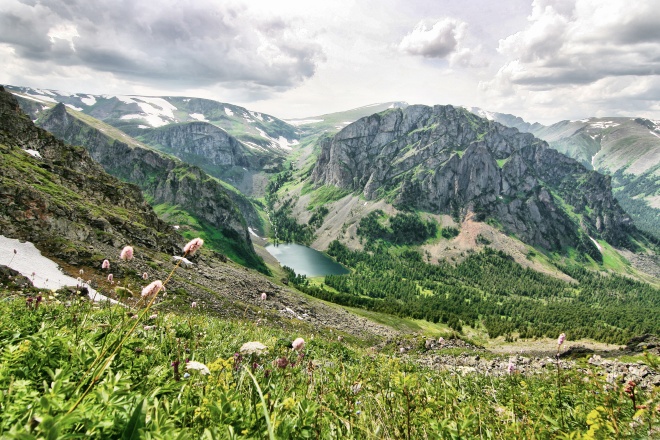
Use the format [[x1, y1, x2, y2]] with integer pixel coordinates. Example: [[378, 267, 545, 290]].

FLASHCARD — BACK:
[[1, 292, 658, 439]]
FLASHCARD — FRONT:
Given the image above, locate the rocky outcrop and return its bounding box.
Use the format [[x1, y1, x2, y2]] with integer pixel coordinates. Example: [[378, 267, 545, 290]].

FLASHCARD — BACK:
[[0, 86, 181, 260], [312, 105, 636, 252], [34, 102, 263, 266], [139, 121, 253, 168]]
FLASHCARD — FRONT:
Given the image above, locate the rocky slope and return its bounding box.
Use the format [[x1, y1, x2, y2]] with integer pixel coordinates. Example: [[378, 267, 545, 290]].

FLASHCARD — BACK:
[[312, 105, 637, 255], [33, 101, 264, 269], [469, 108, 660, 241], [0, 86, 181, 261]]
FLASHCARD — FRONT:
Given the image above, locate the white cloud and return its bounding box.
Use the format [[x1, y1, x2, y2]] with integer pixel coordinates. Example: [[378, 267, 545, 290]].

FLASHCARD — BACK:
[[480, 0, 660, 122], [397, 18, 487, 68]]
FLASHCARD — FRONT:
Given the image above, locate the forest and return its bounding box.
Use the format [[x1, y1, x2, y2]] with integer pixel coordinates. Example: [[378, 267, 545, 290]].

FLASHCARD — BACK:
[[284, 242, 660, 344]]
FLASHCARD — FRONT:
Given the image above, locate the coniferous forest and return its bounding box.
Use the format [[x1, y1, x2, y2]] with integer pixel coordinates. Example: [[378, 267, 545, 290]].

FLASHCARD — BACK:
[[283, 242, 660, 344]]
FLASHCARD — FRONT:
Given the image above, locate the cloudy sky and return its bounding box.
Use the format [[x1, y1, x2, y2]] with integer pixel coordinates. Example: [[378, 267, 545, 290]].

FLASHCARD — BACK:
[[1, 0, 659, 123]]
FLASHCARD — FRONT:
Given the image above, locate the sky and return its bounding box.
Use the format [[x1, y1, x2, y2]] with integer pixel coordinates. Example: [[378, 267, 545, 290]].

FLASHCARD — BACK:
[[1, 0, 659, 124]]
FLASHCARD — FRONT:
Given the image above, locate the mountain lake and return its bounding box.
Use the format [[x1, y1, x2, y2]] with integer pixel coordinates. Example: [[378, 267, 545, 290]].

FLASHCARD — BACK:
[[265, 243, 349, 277]]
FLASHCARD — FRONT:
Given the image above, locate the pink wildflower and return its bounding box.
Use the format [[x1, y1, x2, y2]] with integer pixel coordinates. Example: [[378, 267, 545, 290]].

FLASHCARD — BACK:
[[183, 238, 204, 255], [107, 273, 114, 282], [148, 314, 158, 320], [101, 259, 110, 269], [79, 269, 84, 275], [191, 301, 197, 308], [261, 292, 267, 300], [507, 361, 515, 375], [143, 325, 156, 331], [142, 272, 148, 280], [292, 337, 305, 351], [120, 246, 134, 260], [141, 280, 164, 298], [274, 357, 289, 368], [557, 333, 566, 347]]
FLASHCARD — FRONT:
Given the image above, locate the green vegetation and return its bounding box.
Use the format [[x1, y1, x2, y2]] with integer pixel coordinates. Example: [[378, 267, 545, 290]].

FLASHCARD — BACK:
[[1, 292, 658, 438], [153, 203, 268, 273], [285, 242, 660, 344], [357, 211, 438, 246], [308, 185, 351, 208]]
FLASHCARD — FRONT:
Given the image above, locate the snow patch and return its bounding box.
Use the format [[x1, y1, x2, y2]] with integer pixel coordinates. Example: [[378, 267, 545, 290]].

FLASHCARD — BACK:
[[65, 104, 83, 111], [286, 118, 323, 126], [250, 111, 264, 121], [115, 95, 137, 104], [80, 95, 96, 106], [589, 236, 602, 253], [224, 107, 234, 117], [24, 149, 42, 158], [120, 113, 168, 128], [189, 113, 209, 122], [248, 227, 262, 238], [243, 141, 266, 151], [649, 131, 660, 139], [26, 93, 57, 103], [589, 121, 619, 129], [0, 235, 117, 303]]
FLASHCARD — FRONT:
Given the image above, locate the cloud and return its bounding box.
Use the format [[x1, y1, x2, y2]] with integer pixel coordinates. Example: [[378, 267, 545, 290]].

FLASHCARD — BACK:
[[397, 17, 487, 68], [0, 0, 325, 93], [478, 0, 660, 121], [492, 0, 660, 87]]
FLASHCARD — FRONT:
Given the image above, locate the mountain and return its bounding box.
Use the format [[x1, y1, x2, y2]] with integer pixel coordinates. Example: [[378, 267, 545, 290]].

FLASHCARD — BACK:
[[287, 101, 409, 137], [5, 85, 298, 196], [469, 107, 545, 133], [32, 101, 266, 270], [0, 86, 181, 262], [310, 105, 638, 257], [470, 108, 660, 241]]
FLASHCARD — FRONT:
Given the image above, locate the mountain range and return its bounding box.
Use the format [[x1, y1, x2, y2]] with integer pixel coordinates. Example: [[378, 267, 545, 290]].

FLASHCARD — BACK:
[[4, 84, 660, 282]]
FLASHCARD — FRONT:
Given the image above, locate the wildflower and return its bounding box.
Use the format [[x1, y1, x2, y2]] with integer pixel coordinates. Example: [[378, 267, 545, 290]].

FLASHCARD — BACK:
[[143, 325, 156, 331], [507, 361, 515, 375], [338, 336, 343, 342], [107, 273, 113, 282], [191, 301, 197, 308], [142, 272, 148, 280], [557, 333, 566, 347], [624, 380, 636, 398], [120, 246, 134, 260], [351, 382, 362, 394], [274, 357, 289, 368], [101, 259, 110, 269], [400, 347, 406, 354], [148, 314, 158, 320], [186, 360, 210, 375], [141, 280, 164, 298], [292, 337, 305, 351], [261, 292, 267, 300], [131, 314, 139, 319], [183, 238, 204, 255], [183, 373, 191, 379], [79, 269, 84, 275], [240, 341, 268, 356]]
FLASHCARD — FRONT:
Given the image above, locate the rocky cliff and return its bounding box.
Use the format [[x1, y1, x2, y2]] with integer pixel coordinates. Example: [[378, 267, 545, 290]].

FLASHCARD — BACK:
[[0, 86, 181, 261], [35, 102, 264, 268], [312, 105, 636, 253]]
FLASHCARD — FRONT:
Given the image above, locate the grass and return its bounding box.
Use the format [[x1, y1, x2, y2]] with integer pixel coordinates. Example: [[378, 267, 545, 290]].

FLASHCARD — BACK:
[[1, 291, 658, 439]]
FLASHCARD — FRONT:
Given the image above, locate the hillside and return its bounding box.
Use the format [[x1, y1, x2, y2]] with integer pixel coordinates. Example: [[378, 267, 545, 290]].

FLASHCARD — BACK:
[[30, 101, 265, 270], [469, 108, 660, 241], [310, 105, 638, 256]]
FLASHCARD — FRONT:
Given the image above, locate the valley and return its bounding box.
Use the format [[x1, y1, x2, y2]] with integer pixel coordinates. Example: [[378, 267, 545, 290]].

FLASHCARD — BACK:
[[2, 84, 660, 438]]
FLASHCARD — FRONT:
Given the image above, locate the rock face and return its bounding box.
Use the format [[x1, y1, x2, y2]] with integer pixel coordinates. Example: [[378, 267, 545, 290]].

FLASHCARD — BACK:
[[34, 102, 263, 265], [0, 86, 181, 260], [139, 122, 252, 168], [312, 105, 636, 252]]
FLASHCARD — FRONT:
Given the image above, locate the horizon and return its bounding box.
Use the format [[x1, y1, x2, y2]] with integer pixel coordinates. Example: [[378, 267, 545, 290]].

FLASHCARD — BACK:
[[1, 0, 659, 124]]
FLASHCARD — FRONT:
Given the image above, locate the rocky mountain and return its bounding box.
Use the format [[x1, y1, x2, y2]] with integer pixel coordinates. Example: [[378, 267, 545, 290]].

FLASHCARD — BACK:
[[469, 107, 544, 134], [311, 105, 638, 256], [32, 101, 265, 270], [0, 86, 181, 261], [5, 85, 297, 195], [470, 108, 660, 241]]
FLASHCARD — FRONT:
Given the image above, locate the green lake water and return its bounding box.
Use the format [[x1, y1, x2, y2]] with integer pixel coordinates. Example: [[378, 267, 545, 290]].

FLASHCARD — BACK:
[[265, 243, 349, 277]]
